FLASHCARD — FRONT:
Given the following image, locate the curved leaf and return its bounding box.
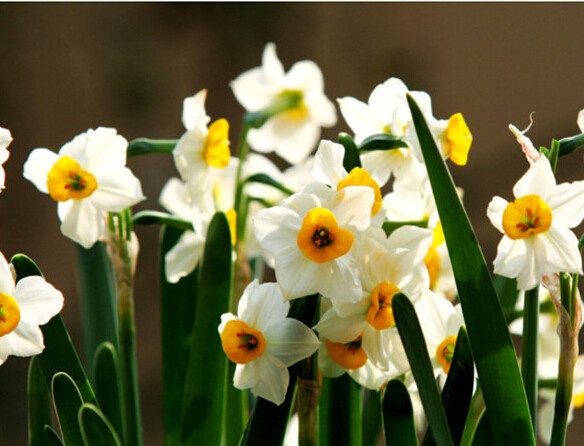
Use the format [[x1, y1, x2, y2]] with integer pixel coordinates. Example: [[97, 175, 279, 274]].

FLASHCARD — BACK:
[[28, 356, 52, 446], [338, 132, 362, 170], [93, 342, 123, 442], [132, 210, 193, 231], [407, 94, 534, 444], [382, 379, 418, 446], [127, 138, 177, 157], [12, 254, 97, 406], [393, 293, 453, 446], [358, 133, 409, 152], [52, 372, 84, 446], [79, 403, 122, 446], [179, 212, 233, 445]]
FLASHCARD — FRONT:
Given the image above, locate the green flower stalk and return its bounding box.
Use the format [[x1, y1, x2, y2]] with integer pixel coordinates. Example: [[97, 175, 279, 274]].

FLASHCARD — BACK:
[[106, 210, 142, 446]]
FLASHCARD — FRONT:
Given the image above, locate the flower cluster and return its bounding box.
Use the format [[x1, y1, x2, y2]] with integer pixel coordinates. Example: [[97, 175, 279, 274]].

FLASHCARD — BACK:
[[2, 41, 584, 446]]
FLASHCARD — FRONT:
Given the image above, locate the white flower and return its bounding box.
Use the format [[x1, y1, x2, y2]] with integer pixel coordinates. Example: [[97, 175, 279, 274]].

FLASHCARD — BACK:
[[487, 156, 584, 290], [338, 77, 427, 185], [219, 280, 320, 405], [23, 127, 145, 248], [231, 42, 337, 164], [254, 182, 374, 302], [173, 89, 231, 192], [0, 126, 12, 191], [0, 253, 64, 365], [314, 226, 432, 373]]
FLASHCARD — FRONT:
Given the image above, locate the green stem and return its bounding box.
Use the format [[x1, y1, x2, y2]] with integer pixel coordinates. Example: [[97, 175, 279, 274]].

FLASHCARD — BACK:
[[549, 273, 580, 445], [107, 211, 142, 446], [521, 286, 539, 432], [126, 138, 177, 157]]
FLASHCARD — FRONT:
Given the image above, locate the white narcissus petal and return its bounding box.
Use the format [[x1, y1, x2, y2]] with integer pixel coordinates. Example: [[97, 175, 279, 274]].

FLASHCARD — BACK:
[[578, 109, 584, 133], [348, 360, 390, 390], [315, 308, 366, 344], [330, 186, 374, 231], [493, 237, 528, 284], [0, 252, 15, 294], [312, 140, 346, 186], [285, 60, 324, 95], [239, 354, 290, 406], [82, 128, 128, 173], [254, 206, 301, 255], [486, 196, 508, 233], [546, 180, 584, 228], [338, 97, 385, 144], [313, 259, 362, 304], [513, 156, 555, 199], [90, 167, 145, 211], [58, 200, 103, 249], [238, 281, 289, 330], [22, 148, 60, 194], [263, 318, 320, 366], [159, 178, 193, 220], [273, 246, 321, 299], [261, 42, 285, 84], [4, 322, 45, 358], [164, 231, 205, 283], [14, 276, 64, 326], [535, 227, 583, 275], [182, 89, 210, 131]]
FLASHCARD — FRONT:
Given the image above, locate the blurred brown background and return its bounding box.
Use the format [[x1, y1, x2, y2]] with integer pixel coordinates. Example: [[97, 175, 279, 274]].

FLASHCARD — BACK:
[[0, 3, 583, 445]]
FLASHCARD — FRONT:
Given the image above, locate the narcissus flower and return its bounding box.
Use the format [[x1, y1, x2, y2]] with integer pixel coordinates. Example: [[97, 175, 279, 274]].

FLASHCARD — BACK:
[[219, 280, 320, 405], [231, 42, 337, 164], [0, 126, 12, 191], [23, 127, 145, 248], [173, 89, 231, 191], [487, 156, 584, 290], [0, 253, 64, 365], [254, 182, 374, 302]]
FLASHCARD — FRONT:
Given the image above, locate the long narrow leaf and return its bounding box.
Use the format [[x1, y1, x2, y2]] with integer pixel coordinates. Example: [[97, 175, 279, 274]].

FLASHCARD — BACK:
[[52, 372, 84, 446], [393, 293, 453, 446], [407, 94, 534, 444], [382, 379, 418, 446], [159, 225, 199, 445], [179, 212, 233, 445], [79, 403, 122, 446], [44, 426, 64, 446], [12, 254, 97, 405], [93, 342, 123, 442], [318, 375, 362, 446], [28, 356, 52, 446], [76, 242, 117, 376]]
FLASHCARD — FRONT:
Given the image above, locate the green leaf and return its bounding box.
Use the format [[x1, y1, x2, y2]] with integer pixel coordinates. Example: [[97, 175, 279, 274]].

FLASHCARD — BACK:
[[243, 173, 295, 196], [44, 426, 64, 446], [52, 372, 84, 446], [422, 327, 474, 446], [382, 220, 428, 237], [469, 411, 494, 446], [240, 294, 319, 446], [127, 138, 177, 157], [382, 379, 418, 446], [93, 342, 123, 442], [12, 254, 97, 406], [393, 293, 453, 446], [358, 133, 409, 152], [159, 225, 199, 446], [558, 132, 584, 157], [362, 389, 383, 446], [28, 356, 53, 446], [407, 94, 534, 444], [179, 212, 233, 445], [79, 404, 122, 446], [132, 210, 193, 231], [76, 242, 117, 376], [338, 132, 362, 170], [319, 375, 363, 446], [494, 275, 520, 324]]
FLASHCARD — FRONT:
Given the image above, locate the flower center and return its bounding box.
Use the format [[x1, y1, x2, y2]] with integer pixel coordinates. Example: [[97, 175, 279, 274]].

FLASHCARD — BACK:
[[220, 319, 266, 364], [366, 281, 400, 330], [436, 335, 457, 374], [203, 118, 231, 169], [0, 293, 21, 337], [444, 113, 472, 166], [297, 208, 354, 263], [325, 336, 367, 370], [502, 194, 552, 240], [337, 167, 383, 216], [46, 156, 98, 202], [278, 90, 308, 121]]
